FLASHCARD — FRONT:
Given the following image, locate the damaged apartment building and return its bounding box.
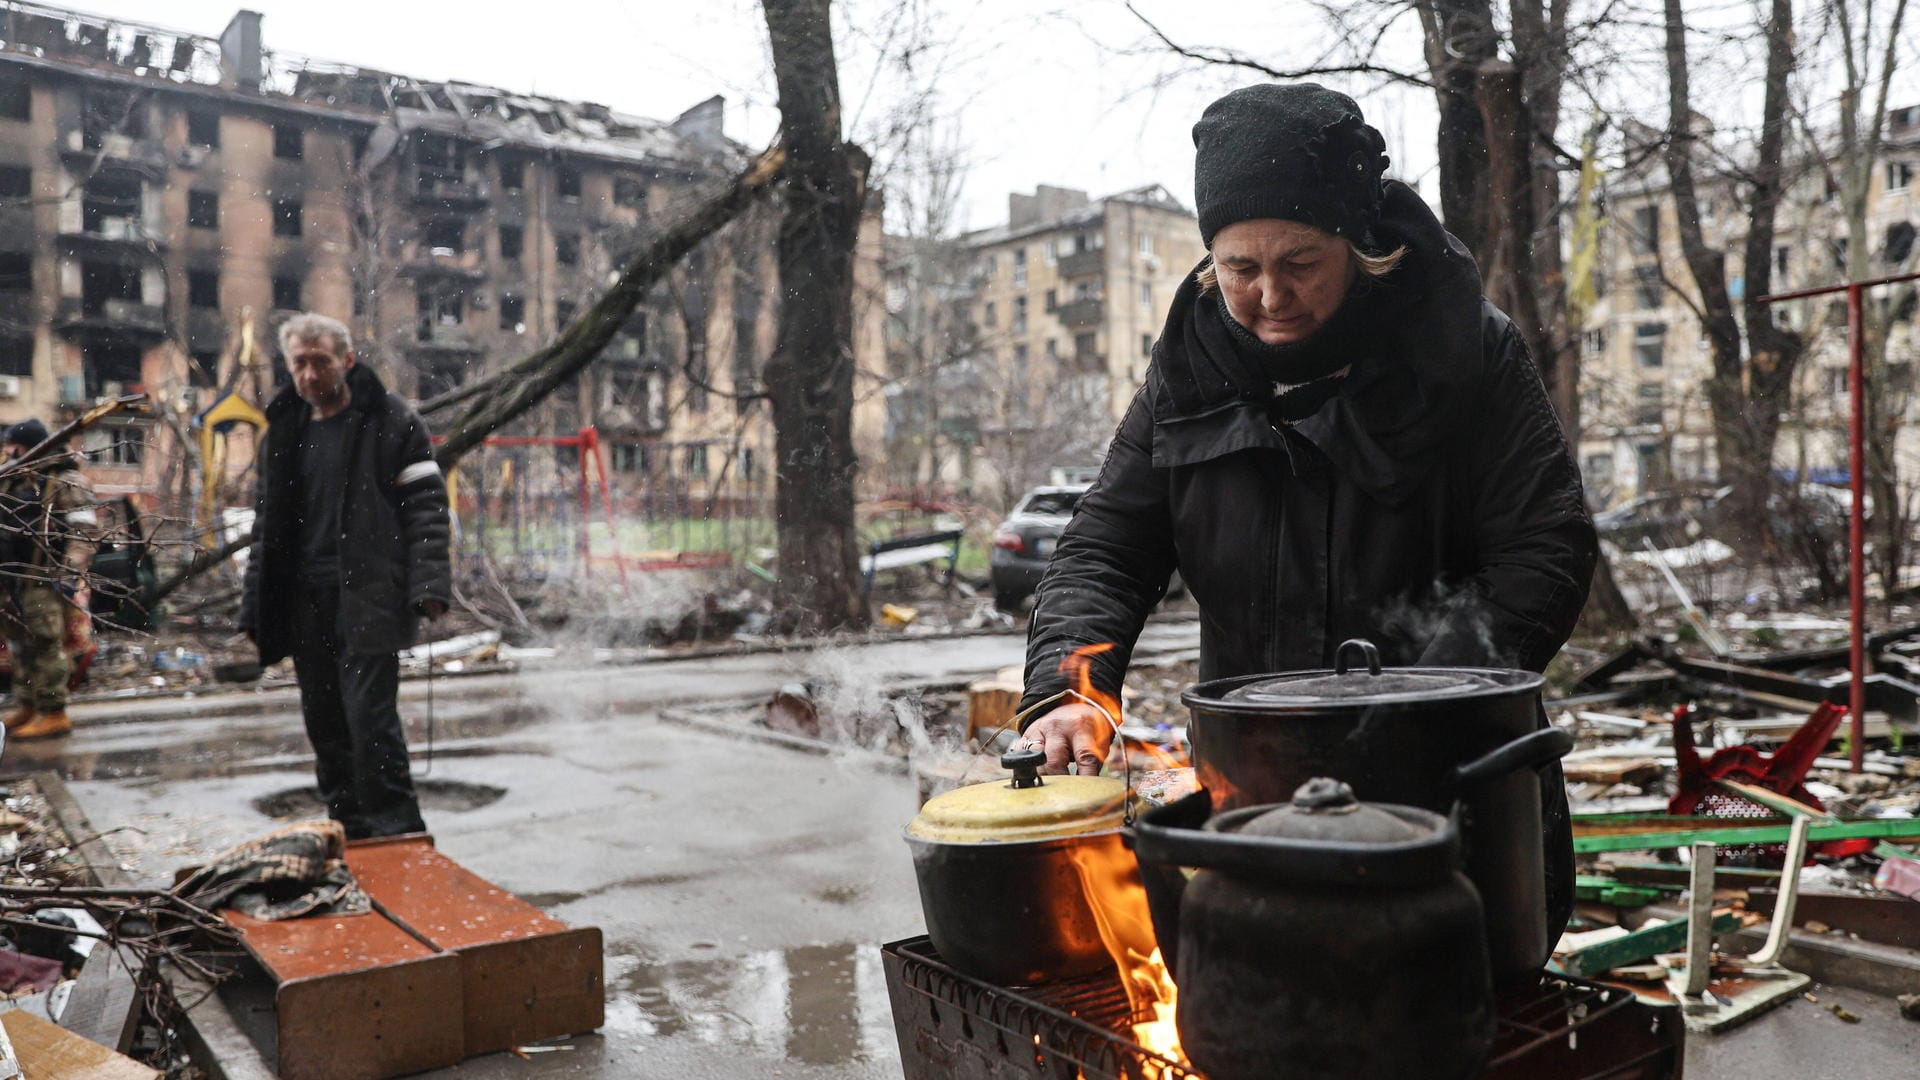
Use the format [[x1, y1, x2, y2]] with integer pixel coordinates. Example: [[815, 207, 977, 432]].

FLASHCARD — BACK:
[[0, 2, 883, 513]]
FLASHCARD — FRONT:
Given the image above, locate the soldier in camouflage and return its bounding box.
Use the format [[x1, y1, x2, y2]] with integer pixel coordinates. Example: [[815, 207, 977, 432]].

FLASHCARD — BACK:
[[0, 418, 97, 740]]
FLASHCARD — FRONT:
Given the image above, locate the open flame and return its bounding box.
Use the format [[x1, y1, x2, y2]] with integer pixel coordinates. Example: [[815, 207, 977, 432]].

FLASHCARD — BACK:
[[1059, 643, 1186, 1072]]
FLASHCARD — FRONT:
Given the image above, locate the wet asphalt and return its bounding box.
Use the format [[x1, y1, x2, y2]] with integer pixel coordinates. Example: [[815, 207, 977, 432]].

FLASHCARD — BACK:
[[9, 621, 1200, 1078], [11, 616, 1914, 1077]]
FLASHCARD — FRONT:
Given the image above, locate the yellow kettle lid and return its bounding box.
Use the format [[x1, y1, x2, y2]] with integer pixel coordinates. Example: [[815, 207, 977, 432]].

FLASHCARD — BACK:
[[907, 747, 1127, 843]]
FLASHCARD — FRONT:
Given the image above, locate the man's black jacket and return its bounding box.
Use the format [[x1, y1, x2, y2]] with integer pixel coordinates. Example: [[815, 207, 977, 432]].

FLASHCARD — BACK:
[[240, 364, 451, 665]]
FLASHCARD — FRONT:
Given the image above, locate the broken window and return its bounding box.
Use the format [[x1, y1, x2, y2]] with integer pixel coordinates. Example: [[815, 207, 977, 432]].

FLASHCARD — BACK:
[[0, 166, 27, 199], [1074, 333, 1097, 365], [0, 73, 27, 122], [82, 87, 144, 148], [1013, 295, 1028, 334], [80, 260, 139, 315], [1633, 265, 1662, 309], [1141, 333, 1153, 358], [423, 218, 463, 253], [1044, 289, 1057, 312], [81, 173, 142, 235], [1632, 205, 1660, 256], [0, 253, 29, 293], [84, 422, 144, 466], [0, 332, 31, 376], [272, 196, 302, 237], [499, 292, 525, 332], [1889, 161, 1915, 193], [1014, 343, 1028, 368], [686, 444, 708, 478], [1633, 383, 1663, 426], [614, 177, 647, 209], [82, 339, 142, 397], [272, 275, 301, 311], [273, 123, 303, 160], [688, 341, 709, 413], [1887, 221, 1916, 265], [188, 268, 219, 309], [498, 159, 524, 192], [187, 110, 220, 148], [983, 301, 996, 326], [557, 164, 582, 199], [499, 224, 523, 259], [1012, 248, 1027, 287], [1139, 282, 1152, 309], [188, 190, 217, 229], [555, 233, 580, 266]]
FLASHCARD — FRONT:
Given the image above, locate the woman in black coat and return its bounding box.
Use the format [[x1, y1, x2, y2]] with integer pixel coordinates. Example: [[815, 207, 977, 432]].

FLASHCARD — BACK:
[[1014, 83, 1597, 928]]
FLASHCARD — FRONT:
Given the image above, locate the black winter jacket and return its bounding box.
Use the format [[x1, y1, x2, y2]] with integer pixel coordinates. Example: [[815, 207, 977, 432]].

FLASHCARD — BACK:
[[1019, 181, 1597, 709], [240, 364, 451, 664]]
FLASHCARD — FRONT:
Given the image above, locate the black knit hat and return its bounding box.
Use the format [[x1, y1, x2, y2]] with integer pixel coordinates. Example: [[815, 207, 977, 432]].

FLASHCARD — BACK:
[[1192, 83, 1390, 248], [4, 418, 48, 449]]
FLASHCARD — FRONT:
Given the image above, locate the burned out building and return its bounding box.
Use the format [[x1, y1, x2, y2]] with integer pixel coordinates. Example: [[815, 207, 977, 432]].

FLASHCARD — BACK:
[[0, 2, 885, 521]]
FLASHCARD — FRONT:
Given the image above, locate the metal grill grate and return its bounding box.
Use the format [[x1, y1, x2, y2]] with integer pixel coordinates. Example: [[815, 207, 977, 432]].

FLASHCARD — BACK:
[[884, 936, 1681, 1080]]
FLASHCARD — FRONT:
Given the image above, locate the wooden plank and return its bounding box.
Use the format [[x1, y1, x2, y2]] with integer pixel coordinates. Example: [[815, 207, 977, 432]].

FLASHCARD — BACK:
[[346, 839, 568, 949], [221, 908, 436, 985], [1555, 913, 1742, 979], [1574, 875, 1665, 907], [0, 1010, 156, 1080], [1711, 779, 1836, 821], [57, 946, 140, 1054], [1747, 887, 1920, 950]]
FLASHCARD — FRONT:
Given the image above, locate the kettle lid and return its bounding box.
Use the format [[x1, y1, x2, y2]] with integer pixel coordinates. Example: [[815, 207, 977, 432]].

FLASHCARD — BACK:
[[906, 747, 1127, 843], [1220, 778, 1434, 845]]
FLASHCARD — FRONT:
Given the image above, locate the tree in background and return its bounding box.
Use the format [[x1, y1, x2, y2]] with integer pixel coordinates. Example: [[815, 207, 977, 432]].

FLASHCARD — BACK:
[[761, 0, 873, 632]]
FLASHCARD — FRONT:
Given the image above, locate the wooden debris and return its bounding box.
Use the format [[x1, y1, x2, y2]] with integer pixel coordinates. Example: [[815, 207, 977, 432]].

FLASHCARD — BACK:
[[57, 947, 139, 1055], [966, 667, 1023, 743], [0, 1010, 156, 1079], [1554, 912, 1741, 979]]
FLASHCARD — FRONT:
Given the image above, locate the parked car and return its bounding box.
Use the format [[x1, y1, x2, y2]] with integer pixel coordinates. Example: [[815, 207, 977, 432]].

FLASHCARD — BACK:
[[990, 484, 1090, 611]]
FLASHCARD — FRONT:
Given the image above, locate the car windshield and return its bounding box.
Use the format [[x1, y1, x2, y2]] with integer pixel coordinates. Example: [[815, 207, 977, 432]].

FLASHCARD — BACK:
[[1020, 491, 1083, 516]]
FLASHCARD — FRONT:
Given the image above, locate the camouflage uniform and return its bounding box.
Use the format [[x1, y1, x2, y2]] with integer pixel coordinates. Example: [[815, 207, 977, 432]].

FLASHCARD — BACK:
[[0, 453, 97, 712]]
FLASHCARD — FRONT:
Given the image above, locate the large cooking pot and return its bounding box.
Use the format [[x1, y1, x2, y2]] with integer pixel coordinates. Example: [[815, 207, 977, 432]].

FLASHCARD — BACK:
[[904, 746, 1130, 985], [1180, 638, 1570, 984], [1134, 778, 1494, 1080]]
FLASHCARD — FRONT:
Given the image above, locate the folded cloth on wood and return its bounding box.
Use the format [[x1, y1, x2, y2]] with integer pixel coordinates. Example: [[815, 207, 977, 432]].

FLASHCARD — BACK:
[[175, 820, 372, 921]]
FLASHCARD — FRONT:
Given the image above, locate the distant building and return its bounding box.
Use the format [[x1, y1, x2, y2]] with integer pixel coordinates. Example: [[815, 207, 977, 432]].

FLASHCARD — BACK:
[[0, 2, 884, 521], [883, 184, 1203, 504], [1577, 112, 1920, 508]]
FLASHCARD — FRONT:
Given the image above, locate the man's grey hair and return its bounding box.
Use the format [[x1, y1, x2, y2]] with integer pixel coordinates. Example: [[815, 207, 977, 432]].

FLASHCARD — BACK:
[[278, 312, 354, 359]]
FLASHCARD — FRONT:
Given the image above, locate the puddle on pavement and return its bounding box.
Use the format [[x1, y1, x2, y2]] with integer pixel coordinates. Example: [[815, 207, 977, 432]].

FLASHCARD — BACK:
[[0, 698, 548, 783], [604, 941, 896, 1067], [252, 778, 507, 818]]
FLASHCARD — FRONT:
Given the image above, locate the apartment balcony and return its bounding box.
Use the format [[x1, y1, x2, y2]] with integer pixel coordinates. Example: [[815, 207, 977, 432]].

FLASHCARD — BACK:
[[55, 296, 167, 339], [402, 247, 487, 282], [56, 216, 167, 256], [1056, 298, 1104, 329], [57, 130, 168, 178], [1057, 249, 1103, 278], [412, 173, 492, 209], [410, 323, 483, 355]]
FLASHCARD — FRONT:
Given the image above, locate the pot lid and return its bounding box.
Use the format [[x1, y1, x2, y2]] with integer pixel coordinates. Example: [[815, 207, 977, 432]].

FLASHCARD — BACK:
[[1220, 638, 1508, 706], [1213, 778, 1435, 845], [907, 748, 1127, 844]]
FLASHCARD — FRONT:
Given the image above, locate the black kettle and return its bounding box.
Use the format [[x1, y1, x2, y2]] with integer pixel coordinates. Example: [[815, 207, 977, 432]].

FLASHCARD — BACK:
[[1132, 778, 1494, 1080]]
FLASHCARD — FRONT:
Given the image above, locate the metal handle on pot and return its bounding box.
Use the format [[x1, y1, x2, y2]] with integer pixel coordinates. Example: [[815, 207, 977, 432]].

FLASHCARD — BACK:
[[1132, 792, 1463, 889], [1448, 727, 1573, 791], [985, 688, 1135, 822], [1333, 638, 1382, 676]]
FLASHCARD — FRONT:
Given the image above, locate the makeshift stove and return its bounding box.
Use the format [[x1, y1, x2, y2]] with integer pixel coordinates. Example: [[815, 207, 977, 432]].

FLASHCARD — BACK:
[[882, 936, 1682, 1080]]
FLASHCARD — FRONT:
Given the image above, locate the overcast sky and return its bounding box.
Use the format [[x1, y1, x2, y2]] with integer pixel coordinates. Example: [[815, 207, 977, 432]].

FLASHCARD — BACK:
[[59, 0, 1920, 235], [66, 0, 1448, 233]]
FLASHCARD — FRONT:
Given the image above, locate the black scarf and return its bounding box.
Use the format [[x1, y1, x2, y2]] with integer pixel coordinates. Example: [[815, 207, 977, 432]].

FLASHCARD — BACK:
[[1209, 288, 1383, 423]]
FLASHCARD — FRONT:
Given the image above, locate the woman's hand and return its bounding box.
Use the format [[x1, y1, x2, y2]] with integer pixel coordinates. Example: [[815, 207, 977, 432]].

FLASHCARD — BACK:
[[1018, 703, 1114, 775]]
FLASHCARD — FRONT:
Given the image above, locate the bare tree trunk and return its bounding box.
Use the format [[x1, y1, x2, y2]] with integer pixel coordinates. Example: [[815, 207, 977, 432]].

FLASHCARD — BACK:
[[1418, 0, 1498, 258], [762, 0, 872, 633], [1661, 0, 1794, 543]]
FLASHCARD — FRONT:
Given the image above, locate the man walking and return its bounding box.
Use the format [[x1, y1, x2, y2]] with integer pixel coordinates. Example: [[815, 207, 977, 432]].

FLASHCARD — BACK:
[[0, 418, 97, 740], [241, 313, 450, 839]]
